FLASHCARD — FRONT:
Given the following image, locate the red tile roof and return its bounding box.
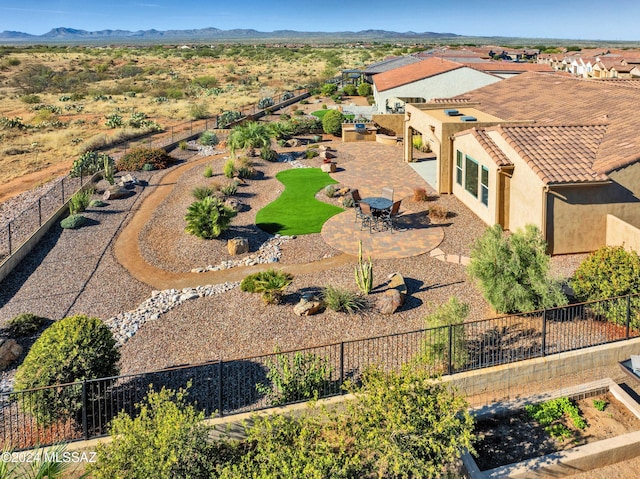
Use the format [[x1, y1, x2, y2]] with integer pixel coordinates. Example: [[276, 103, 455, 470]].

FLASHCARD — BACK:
[[468, 128, 513, 167], [465, 62, 554, 73], [457, 72, 640, 177], [373, 58, 464, 92]]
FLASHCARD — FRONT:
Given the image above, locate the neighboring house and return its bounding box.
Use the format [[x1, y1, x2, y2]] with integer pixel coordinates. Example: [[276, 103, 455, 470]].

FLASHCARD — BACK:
[[403, 72, 640, 255], [361, 55, 423, 84], [371, 58, 501, 114]]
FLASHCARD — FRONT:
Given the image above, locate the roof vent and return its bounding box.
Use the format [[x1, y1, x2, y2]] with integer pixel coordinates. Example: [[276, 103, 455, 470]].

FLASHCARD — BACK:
[[460, 116, 477, 122], [444, 109, 460, 116]]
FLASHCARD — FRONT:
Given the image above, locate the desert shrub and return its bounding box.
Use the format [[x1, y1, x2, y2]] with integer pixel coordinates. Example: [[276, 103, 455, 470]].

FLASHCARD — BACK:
[[104, 113, 124, 128], [468, 224, 567, 314], [191, 185, 216, 200], [293, 109, 304, 116], [70, 151, 113, 177], [203, 165, 213, 178], [223, 159, 236, 178], [571, 245, 640, 326], [179, 140, 187, 150], [357, 82, 372, 96], [89, 386, 228, 479], [127, 111, 156, 129], [228, 121, 272, 156], [413, 187, 430, 202], [320, 83, 338, 96], [218, 110, 243, 128], [322, 286, 367, 314], [417, 297, 469, 372], [116, 147, 172, 171], [189, 102, 209, 119], [89, 199, 107, 207], [256, 350, 333, 406], [142, 163, 154, 171], [184, 196, 237, 239], [260, 145, 278, 162], [322, 109, 344, 136], [68, 186, 95, 215], [7, 313, 48, 337], [60, 214, 87, 229], [341, 84, 357, 96], [0, 116, 26, 129], [428, 204, 449, 222], [20, 94, 41, 104], [240, 269, 293, 304], [192, 75, 219, 89], [257, 97, 274, 109], [199, 130, 219, 146], [220, 182, 238, 197], [13, 314, 119, 425], [305, 148, 319, 159], [237, 165, 254, 179]]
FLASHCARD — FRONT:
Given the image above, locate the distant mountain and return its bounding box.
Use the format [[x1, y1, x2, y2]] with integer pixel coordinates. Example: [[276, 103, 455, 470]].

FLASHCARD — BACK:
[[0, 26, 461, 43]]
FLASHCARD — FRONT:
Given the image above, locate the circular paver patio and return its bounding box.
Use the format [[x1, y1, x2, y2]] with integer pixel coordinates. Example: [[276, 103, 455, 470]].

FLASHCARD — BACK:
[[321, 208, 444, 259]]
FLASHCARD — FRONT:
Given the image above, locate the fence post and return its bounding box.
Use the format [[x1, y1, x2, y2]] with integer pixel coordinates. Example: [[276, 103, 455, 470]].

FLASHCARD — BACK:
[[217, 359, 223, 418], [7, 223, 11, 256], [171, 126, 174, 143], [339, 342, 344, 392], [82, 380, 89, 440], [38, 198, 42, 227], [61, 178, 65, 203], [447, 325, 453, 375], [541, 309, 547, 357], [626, 294, 631, 339], [190, 120, 193, 136]]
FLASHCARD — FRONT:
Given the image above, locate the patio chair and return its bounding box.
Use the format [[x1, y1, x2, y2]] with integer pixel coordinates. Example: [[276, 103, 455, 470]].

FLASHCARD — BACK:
[[381, 187, 394, 201], [351, 189, 363, 222], [359, 202, 378, 233], [380, 199, 402, 232]]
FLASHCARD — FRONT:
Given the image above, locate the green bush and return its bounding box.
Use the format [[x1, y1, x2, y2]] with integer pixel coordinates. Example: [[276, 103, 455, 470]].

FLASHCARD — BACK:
[[260, 145, 278, 162], [191, 185, 216, 200], [321, 286, 367, 314], [68, 187, 95, 215], [220, 182, 238, 197], [7, 313, 47, 337], [305, 148, 319, 159], [468, 224, 566, 314], [256, 350, 333, 406], [89, 386, 228, 479], [20, 94, 42, 104], [571, 245, 640, 326], [89, 199, 107, 207], [60, 214, 87, 229], [240, 269, 293, 304], [116, 147, 172, 171], [321, 109, 344, 136], [189, 102, 209, 120], [199, 130, 219, 146], [228, 121, 272, 157], [320, 83, 338, 96], [357, 82, 372, 96], [257, 97, 274, 109], [142, 163, 154, 171], [203, 165, 213, 178], [105, 113, 124, 128], [223, 158, 236, 178], [341, 84, 357, 96], [237, 165, 254, 179], [70, 151, 114, 177], [184, 196, 237, 239], [13, 314, 120, 425], [218, 110, 243, 128], [417, 297, 469, 372], [179, 140, 188, 150]]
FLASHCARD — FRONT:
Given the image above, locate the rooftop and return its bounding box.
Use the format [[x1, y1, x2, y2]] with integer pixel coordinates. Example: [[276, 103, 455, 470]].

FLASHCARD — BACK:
[[373, 57, 465, 92]]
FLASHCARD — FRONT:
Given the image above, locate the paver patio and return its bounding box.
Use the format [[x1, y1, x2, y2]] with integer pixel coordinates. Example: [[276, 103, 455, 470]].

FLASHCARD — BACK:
[[321, 141, 444, 259]]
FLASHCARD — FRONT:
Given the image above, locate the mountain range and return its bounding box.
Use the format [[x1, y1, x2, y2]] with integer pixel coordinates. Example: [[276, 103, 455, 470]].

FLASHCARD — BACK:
[[0, 27, 461, 43]]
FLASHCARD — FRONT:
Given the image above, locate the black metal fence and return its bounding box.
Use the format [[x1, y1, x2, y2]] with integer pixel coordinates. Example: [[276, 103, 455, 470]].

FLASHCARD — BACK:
[[2, 293, 639, 449]]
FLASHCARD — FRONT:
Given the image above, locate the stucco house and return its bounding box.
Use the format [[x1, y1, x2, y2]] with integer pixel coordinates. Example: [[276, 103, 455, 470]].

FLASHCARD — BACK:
[[372, 58, 502, 114], [403, 72, 640, 255]]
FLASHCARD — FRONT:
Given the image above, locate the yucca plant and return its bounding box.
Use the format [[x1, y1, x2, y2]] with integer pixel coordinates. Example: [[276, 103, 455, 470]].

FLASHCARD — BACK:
[[184, 196, 237, 239], [322, 286, 367, 314], [355, 241, 373, 294], [191, 185, 216, 200]]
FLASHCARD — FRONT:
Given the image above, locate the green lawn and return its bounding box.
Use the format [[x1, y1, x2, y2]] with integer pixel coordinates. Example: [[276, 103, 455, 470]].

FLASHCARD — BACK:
[[256, 168, 344, 235], [311, 110, 355, 121]]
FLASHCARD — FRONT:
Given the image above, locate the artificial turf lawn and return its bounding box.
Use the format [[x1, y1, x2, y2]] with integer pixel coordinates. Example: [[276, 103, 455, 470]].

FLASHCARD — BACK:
[[311, 110, 355, 120], [256, 168, 344, 235]]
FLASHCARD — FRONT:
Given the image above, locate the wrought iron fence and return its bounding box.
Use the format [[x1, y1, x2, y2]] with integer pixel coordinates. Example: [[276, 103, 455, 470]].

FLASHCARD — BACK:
[[2, 293, 639, 449]]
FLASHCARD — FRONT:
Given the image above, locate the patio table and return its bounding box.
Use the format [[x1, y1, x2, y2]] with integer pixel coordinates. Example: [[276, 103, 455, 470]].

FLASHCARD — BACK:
[[361, 197, 392, 213]]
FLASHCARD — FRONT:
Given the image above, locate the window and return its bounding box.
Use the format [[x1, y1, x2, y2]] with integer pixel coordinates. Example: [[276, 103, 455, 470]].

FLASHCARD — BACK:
[[481, 166, 489, 206], [456, 151, 463, 186], [464, 155, 478, 198]]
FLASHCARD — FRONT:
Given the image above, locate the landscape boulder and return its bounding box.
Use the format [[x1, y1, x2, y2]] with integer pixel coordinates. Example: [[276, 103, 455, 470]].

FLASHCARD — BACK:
[[119, 173, 139, 189], [0, 339, 23, 370], [320, 150, 336, 160], [376, 289, 405, 315], [321, 162, 336, 173], [224, 198, 243, 212], [103, 185, 130, 200], [285, 139, 300, 148], [293, 294, 323, 316], [227, 237, 249, 255]]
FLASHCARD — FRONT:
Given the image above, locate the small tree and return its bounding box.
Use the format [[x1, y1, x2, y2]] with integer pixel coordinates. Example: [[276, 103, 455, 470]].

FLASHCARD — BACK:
[[357, 82, 372, 96], [184, 196, 237, 239], [14, 314, 119, 425], [322, 109, 344, 136], [468, 224, 566, 314], [572, 245, 640, 326], [321, 83, 338, 96]]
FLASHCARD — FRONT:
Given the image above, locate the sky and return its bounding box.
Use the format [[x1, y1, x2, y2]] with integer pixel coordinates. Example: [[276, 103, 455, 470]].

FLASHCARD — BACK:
[[0, 0, 639, 42]]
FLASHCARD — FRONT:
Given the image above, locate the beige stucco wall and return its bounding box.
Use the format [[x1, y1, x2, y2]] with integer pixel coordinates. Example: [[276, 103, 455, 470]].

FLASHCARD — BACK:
[[451, 133, 500, 226], [372, 114, 403, 136], [606, 215, 640, 253], [341, 123, 378, 142]]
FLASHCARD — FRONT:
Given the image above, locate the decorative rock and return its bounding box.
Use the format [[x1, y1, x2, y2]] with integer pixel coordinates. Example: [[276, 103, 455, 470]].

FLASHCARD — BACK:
[[293, 295, 324, 316], [0, 339, 23, 371], [387, 272, 408, 295], [285, 139, 300, 147], [376, 289, 405, 315], [319, 145, 333, 152], [320, 150, 336, 160], [224, 198, 243, 212], [321, 162, 336, 173], [119, 173, 139, 189], [103, 185, 130, 200], [227, 237, 250, 255]]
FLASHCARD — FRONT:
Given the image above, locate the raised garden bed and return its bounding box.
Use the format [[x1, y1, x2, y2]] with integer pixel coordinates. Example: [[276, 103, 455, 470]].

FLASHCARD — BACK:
[[462, 378, 640, 478]]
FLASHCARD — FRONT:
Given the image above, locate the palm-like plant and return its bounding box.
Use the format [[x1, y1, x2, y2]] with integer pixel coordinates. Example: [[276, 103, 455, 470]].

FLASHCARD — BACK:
[[228, 121, 272, 157], [269, 121, 294, 141], [185, 196, 237, 239]]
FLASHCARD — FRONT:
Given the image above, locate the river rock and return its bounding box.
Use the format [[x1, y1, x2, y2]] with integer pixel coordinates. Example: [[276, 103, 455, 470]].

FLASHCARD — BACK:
[[0, 339, 23, 370], [227, 237, 249, 255]]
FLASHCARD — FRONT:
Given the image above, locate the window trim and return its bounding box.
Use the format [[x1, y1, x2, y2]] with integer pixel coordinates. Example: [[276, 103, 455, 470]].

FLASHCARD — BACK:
[[481, 165, 489, 206], [456, 150, 463, 186], [464, 155, 479, 198]]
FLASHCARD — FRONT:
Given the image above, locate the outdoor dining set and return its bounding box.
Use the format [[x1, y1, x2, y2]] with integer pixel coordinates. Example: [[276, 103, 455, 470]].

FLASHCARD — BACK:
[[351, 187, 402, 233]]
